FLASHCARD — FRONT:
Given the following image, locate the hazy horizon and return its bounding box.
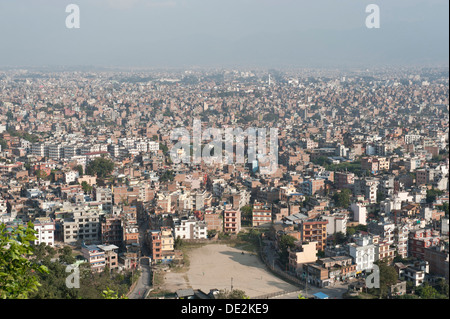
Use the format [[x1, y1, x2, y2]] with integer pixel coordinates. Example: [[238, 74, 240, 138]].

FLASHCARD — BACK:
[[0, 0, 448, 69]]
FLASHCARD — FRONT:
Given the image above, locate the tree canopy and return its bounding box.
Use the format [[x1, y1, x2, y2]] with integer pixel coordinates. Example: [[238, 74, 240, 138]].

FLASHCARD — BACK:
[[333, 188, 352, 208], [0, 222, 49, 299], [85, 157, 114, 178]]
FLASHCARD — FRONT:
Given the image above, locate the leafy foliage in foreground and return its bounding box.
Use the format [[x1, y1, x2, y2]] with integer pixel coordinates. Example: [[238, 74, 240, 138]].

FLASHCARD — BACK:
[[0, 222, 49, 299]]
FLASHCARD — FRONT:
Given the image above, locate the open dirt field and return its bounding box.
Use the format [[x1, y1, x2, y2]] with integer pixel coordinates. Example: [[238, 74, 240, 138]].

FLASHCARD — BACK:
[[161, 244, 298, 298]]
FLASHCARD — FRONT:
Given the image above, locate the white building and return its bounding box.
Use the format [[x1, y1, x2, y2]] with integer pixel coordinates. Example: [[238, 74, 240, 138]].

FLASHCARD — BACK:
[[59, 205, 102, 244], [148, 141, 159, 152], [322, 213, 347, 236], [65, 170, 79, 184], [350, 202, 368, 225], [33, 217, 55, 247], [442, 218, 449, 236], [347, 235, 376, 273], [173, 216, 207, 240], [48, 144, 62, 159]]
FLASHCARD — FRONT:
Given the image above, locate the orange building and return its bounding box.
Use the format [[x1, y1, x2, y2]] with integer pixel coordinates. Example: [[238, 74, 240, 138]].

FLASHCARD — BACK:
[[300, 219, 328, 251]]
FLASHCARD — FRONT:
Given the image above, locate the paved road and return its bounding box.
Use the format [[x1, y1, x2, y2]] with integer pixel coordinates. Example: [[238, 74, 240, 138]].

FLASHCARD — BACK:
[[128, 263, 151, 299], [128, 214, 152, 299]]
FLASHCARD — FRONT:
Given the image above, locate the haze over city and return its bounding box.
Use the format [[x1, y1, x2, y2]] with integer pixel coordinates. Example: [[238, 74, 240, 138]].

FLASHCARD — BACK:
[[0, 0, 448, 69]]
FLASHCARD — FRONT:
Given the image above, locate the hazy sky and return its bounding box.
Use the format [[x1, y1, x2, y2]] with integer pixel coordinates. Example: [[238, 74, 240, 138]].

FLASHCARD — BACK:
[[0, 0, 448, 69]]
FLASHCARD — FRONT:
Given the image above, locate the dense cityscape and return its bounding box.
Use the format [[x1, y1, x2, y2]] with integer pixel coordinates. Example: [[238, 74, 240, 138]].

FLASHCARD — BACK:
[[0, 66, 448, 300]]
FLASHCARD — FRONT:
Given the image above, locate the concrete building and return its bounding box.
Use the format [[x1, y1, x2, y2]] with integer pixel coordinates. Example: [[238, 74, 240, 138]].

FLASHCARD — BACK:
[[97, 244, 119, 271], [204, 208, 223, 232], [350, 202, 368, 225], [101, 214, 123, 247], [33, 217, 55, 247], [223, 205, 241, 234], [321, 213, 347, 236], [347, 234, 376, 273], [59, 206, 101, 244], [174, 216, 207, 240], [288, 241, 318, 273], [81, 243, 106, 273], [252, 202, 272, 227], [299, 218, 328, 251]]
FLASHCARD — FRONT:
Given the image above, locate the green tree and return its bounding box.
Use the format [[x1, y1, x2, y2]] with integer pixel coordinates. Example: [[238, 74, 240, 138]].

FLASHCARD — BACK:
[[102, 287, 128, 299], [85, 157, 114, 178], [436, 278, 449, 298], [0, 222, 49, 299], [0, 138, 7, 151], [375, 261, 399, 298], [207, 229, 217, 238], [415, 283, 439, 299], [240, 205, 253, 226], [333, 189, 352, 208], [333, 231, 347, 245], [346, 227, 356, 237], [438, 202, 449, 217], [58, 246, 76, 265], [279, 234, 297, 265], [174, 236, 184, 249], [75, 165, 84, 177], [160, 169, 175, 182], [217, 289, 249, 299], [426, 188, 443, 204], [81, 181, 93, 194], [311, 156, 332, 167]]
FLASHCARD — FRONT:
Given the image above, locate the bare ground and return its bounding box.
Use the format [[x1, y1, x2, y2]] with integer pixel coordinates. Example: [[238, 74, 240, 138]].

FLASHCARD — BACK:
[[161, 244, 298, 298]]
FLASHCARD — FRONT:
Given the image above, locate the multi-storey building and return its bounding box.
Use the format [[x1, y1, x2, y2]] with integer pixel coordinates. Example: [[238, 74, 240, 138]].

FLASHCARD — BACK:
[[97, 244, 119, 271], [334, 172, 355, 190], [101, 215, 123, 246], [173, 216, 207, 240], [81, 243, 106, 273], [252, 202, 272, 227], [223, 205, 241, 234], [59, 205, 101, 244], [301, 178, 326, 196], [368, 221, 395, 245], [373, 236, 395, 263], [321, 212, 347, 237], [123, 221, 139, 246], [48, 144, 62, 160], [148, 141, 159, 152], [204, 208, 223, 232], [147, 227, 175, 264], [424, 245, 449, 282], [31, 143, 46, 157], [148, 230, 162, 262], [299, 218, 328, 251], [33, 217, 55, 247], [408, 228, 441, 259], [395, 224, 410, 259], [288, 241, 318, 273], [113, 185, 140, 205], [94, 186, 113, 211], [347, 234, 376, 273], [350, 202, 368, 225]]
